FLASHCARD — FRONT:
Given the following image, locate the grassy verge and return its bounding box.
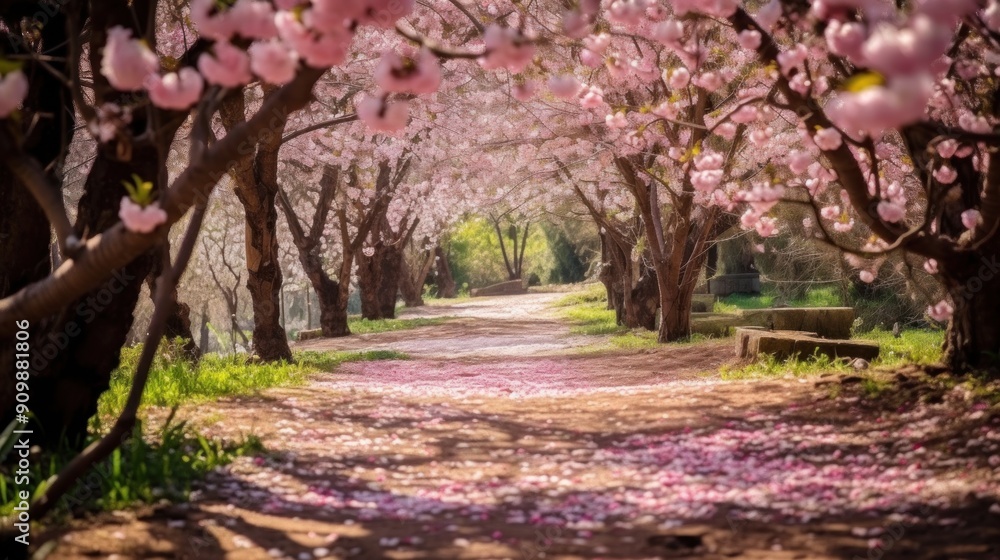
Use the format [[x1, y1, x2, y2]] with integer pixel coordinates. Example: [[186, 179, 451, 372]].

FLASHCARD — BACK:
[[554, 285, 710, 350], [720, 328, 945, 380], [1, 412, 262, 518], [1, 345, 406, 521], [99, 345, 405, 417], [347, 316, 449, 334]]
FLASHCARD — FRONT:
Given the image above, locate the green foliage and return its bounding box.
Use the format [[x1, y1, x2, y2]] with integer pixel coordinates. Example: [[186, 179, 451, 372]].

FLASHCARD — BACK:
[[446, 217, 554, 288], [1, 412, 262, 518], [543, 225, 590, 284], [99, 342, 405, 418], [347, 316, 448, 334], [559, 301, 624, 335]]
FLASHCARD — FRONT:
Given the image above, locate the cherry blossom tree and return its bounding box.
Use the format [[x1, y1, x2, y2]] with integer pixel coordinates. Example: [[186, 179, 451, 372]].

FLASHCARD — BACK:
[[625, 0, 1000, 370], [0, 0, 538, 527]]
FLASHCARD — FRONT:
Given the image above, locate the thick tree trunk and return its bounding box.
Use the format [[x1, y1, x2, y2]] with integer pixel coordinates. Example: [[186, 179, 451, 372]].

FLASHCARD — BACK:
[[357, 244, 402, 320], [221, 91, 292, 362], [944, 258, 1000, 372], [318, 280, 350, 337], [434, 246, 458, 298], [237, 190, 292, 361], [399, 256, 426, 307], [626, 271, 659, 331]]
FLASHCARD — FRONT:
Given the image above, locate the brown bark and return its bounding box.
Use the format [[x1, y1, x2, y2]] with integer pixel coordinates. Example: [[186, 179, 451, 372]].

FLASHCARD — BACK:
[[399, 248, 435, 307], [434, 245, 458, 298], [147, 244, 200, 359], [220, 90, 292, 362], [943, 251, 1000, 372], [277, 165, 350, 337], [356, 241, 403, 320]]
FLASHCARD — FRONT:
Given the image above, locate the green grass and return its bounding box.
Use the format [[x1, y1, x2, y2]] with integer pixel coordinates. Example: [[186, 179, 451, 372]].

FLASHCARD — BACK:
[[99, 343, 405, 418], [714, 286, 843, 313], [856, 328, 944, 366], [1, 412, 263, 518], [555, 286, 714, 350], [553, 284, 608, 307], [347, 316, 448, 334], [720, 328, 945, 380]]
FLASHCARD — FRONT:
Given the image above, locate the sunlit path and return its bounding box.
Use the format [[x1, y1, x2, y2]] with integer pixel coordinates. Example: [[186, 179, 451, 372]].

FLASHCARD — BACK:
[[48, 294, 1000, 559]]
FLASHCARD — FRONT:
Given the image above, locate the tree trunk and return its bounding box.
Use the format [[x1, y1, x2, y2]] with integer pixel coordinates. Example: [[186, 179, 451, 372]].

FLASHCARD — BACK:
[[221, 91, 292, 362], [317, 279, 350, 337], [199, 303, 211, 354], [357, 244, 402, 320], [434, 246, 458, 298], [237, 189, 292, 361], [399, 256, 426, 307], [148, 245, 200, 360], [627, 271, 659, 331], [944, 258, 1000, 372]]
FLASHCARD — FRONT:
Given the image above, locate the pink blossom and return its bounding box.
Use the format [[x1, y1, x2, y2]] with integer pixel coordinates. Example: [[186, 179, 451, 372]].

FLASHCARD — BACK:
[[788, 151, 812, 175], [608, 0, 646, 26], [480, 25, 536, 73], [961, 209, 982, 230], [190, 0, 237, 40], [0, 70, 29, 118], [145, 68, 204, 110], [248, 40, 299, 85], [584, 33, 611, 54], [580, 86, 605, 109], [826, 75, 931, 138], [119, 197, 167, 234], [933, 166, 957, 184], [927, 299, 954, 322], [580, 49, 603, 68], [730, 105, 758, 124], [862, 16, 951, 76], [924, 259, 939, 274], [755, 216, 778, 237], [668, 67, 690, 89], [229, 0, 278, 39], [357, 95, 409, 133], [937, 139, 959, 159], [877, 201, 906, 223], [275, 12, 350, 68], [756, 0, 782, 30], [813, 128, 843, 151], [197, 41, 252, 88], [833, 218, 855, 232], [692, 72, 722, 92], [859, 270, 876, 283], [825, 20, 867, 61], [777, 44, 807, 76], [738, 30, 761, 50], [749, 127, 773, 146], [88, 103, 131, 143], [820, 205, 841, 220], [374, 49, 441, 94], [548, 75, 582, 99], [101, 26, 159, 91], [605, 111, 628, 129], [714, 122, 737, 139], [652, 19, 684, 45]]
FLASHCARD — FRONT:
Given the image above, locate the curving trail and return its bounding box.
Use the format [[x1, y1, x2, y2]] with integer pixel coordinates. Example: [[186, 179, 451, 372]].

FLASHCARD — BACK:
[[49, 293, 1000, 559]]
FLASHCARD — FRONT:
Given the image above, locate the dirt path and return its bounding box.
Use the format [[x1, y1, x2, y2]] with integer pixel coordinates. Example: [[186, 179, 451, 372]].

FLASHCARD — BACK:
[[47, 293, 1000, 559]]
